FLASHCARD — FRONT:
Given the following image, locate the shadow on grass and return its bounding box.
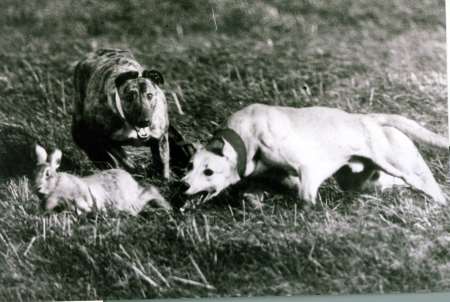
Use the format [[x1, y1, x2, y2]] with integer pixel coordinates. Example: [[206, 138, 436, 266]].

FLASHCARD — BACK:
[[0, 123, 83, 179], [0, 124, 37, 179]]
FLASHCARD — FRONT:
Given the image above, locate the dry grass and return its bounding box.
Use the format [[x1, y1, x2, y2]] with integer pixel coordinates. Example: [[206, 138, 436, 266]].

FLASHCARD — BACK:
[[0, 0, 448, 300]]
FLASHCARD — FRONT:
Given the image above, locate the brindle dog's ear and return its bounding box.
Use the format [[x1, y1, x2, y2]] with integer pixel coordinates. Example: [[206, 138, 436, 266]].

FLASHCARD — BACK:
[[206, 138, 224, 157], [142, 69, 164, 85], [115, 71, 139, 89]]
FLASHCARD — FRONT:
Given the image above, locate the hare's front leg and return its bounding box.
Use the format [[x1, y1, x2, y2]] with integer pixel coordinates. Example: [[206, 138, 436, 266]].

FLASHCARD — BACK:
[[74, 197, 93, 214], [42, 195, 59, 211]]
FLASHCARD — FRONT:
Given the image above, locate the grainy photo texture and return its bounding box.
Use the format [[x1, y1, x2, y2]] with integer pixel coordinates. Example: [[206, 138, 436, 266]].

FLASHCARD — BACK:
[[0, 0, 448, 301]]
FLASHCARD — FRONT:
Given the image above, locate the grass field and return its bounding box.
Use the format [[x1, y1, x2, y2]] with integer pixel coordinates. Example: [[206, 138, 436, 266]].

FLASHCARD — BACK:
[[0, 0, 449, 300]]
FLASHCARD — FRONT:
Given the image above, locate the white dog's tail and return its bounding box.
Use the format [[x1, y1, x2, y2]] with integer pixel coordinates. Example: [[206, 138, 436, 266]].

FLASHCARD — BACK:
[[369, 114, 449, 149]]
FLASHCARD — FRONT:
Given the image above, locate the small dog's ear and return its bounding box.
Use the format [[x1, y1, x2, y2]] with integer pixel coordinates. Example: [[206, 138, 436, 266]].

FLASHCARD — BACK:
[[222, 140, 238, 163], [142, 69, 164, 85], [115, 71, 139, 88], [35, 144, 48, 165], [206, 138, 224, 156]]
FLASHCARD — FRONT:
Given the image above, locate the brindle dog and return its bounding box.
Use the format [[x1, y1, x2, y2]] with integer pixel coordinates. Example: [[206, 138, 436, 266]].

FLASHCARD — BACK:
[[72, 48, 192, 179]]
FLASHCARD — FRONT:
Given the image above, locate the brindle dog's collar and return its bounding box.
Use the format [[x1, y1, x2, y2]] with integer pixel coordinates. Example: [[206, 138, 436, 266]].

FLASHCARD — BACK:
[[114, 91, 126, 121], [212, 128, 247, 178]]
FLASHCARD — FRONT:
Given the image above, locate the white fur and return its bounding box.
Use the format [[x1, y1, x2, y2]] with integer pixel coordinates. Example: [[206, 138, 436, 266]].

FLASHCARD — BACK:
[[183, 104, 447, 206], [184, 141, 239, 200]]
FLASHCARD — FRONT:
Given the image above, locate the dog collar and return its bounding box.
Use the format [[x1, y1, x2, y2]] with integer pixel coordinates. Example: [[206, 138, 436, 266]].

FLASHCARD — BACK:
[[113, 71, 143, 121], [114, 91, 126, 121], [213, 128, 247, 178]]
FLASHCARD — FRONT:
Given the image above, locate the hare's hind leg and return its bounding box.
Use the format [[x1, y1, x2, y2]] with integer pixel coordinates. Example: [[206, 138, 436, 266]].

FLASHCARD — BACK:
[[139, 185, 172, 211]]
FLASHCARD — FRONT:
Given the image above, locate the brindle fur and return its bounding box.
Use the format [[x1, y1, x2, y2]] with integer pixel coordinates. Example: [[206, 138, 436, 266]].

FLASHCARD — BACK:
[[72, 48, 192, 178]]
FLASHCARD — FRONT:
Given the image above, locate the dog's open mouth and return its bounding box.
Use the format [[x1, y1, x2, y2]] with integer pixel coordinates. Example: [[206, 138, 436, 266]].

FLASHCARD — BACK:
[[135, 127, 151, 140]]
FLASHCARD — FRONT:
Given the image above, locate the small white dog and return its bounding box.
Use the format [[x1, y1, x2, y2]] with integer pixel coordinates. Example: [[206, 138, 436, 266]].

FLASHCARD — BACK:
[[182, 104, 448, 206], [34, 145, 171, 215]]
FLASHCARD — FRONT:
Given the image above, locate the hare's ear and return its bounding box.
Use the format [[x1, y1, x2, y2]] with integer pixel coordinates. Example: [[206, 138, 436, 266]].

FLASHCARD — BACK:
[[49, 149, 62, 170], [35, 144, 48, 165], [192, 141, 203, 151]]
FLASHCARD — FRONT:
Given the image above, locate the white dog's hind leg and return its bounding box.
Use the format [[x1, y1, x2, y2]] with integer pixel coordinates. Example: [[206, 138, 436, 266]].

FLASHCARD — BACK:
[[374, 127, 446, 205]]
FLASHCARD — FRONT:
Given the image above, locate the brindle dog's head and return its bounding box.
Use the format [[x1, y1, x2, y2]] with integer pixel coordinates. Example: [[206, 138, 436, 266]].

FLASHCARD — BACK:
[[114, 70, 167, 139]]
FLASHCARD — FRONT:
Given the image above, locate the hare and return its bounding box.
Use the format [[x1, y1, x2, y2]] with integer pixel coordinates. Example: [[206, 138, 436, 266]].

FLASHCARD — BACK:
[[33, 144, 172, 215]]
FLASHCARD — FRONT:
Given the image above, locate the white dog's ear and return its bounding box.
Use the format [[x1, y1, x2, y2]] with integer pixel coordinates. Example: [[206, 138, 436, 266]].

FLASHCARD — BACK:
[[205, 138, 224, 156], [35, 144, 48, 165], [49, 149, 62, 170], [222, 140, 238, 164]]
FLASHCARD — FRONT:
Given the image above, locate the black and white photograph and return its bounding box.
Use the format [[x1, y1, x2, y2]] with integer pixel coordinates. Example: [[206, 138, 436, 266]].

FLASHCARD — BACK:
[[0, 0, 449, 301]]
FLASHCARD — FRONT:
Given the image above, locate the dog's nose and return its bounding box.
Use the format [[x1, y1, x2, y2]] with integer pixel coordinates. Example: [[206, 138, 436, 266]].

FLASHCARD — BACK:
[[179, 181, 190, 193]]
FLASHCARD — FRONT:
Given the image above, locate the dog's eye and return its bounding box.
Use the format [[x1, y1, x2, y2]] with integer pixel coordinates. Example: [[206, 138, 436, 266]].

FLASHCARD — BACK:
[[146, 93, 153, 99], [45, 170, 51, 178], [203, 169, 214, 176]]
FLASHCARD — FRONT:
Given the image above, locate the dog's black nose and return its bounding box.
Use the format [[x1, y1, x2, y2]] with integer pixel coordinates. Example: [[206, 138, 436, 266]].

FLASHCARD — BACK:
[[179, 181, 190, 193]]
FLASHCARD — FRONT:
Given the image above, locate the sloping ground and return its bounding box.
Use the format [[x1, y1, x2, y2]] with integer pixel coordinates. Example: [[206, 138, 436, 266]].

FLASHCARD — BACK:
[[0, 0, 448, 300]]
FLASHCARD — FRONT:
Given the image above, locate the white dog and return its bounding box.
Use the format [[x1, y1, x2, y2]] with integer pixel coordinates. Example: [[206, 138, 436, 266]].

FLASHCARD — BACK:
[[182, 104, 448, 207]]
